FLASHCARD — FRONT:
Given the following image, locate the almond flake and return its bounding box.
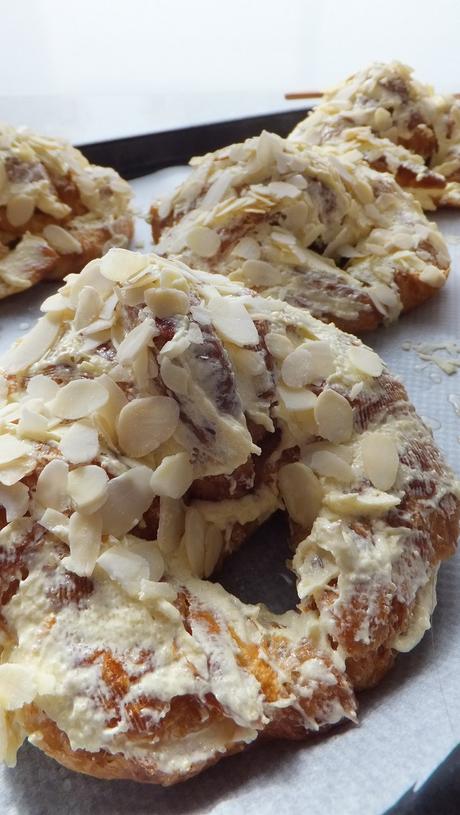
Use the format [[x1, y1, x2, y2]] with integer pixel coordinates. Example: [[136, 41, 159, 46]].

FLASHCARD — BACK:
[[278, 462, 323, 530], [50, 379, 108, 420], [1, 317, 60, 374], [97, 543, 150, 595], [278, 384, 317, 412], [60, 422, 99, 464], [73, 286, 103, 330], [17, 407, 49, 442], [183, 508, 206, 577], [62, 511, 102, 577], [265, 332, 294, 360], [0, 376, 8, 405], [150, 453, 193, 499], [160, 357, 189, 394], [126, 537, 164, 582], [281, 341, 335, 388], [100, 466, 154, 536], [6, 194, 34, 227], [203, 526, 224, 578], [314, 389, 353, 443], [0, 665, 37, 710], [241, 259, 279, 287], [100, 248, 147, 282], [36, 459, 69, 511], [208, 296, 258, 347], [157, 497, 184, 554], [139, 579, 176, 604], [68, 465, 108, 514], [309, 450, 352, 483], [117, 396, 180, 458], [324, 489, 400, 517], [26, 375, 59, 401], [145, 288, 189, 318], [116, 319, 156, 365], [39, 508, 69, 541], [96, 374, 128, 441], [43, 224, 82, 254], [348, 346, 383, 377], [361, 432, 399, 491], [186, 226, 221, 258], [0, 436, 31, 465], [267, 181, 301, 199], [0, 458, 36, 486], [0, 483, 29, 522], [232, 237, 261, 260], [40, 293, 74, 315]]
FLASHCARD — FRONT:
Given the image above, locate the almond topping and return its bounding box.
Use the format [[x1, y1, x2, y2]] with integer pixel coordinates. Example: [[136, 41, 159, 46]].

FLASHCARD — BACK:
[[1, 316, 60, 374], [150, 453, 193, 499], [139, 580, 177, 604], [6, 194, 34, 227], [281, 341, 335, 388], [324, 489, 400, 517], [208, 296, 259, 347], [100, 466, 154, 536], [26, 375, 59, 401], [73, 286, 103, 330], [0, 436, 31, 465], [0, 483, 29, 522], [97, 544, 150, 596], [50, 379, 108, 420], [186, 226, 221, 258], [68, 465, 108, 514], [62, 511, 102, 577], [116, 320, 156, 365], [126, 537, 164, 582], [36, 459, 69, 511], [157, 497, 185, 554], [39, 508, 69, 542], [278, 462, 323, 531], [60, 422, 99, 464], [117, 396, 180, 458], [43, 224, 82, 254], [309, 450, 353, 483], [314, 389, 353, 443], [145, 288, 189, 318], [160, 357, 190, 394], [100, 248, 147, 282], [348, 346, 383, 377], [361, 432, 399, 491], [264, 332, 294, 360], [183, 507, 206, 577], [203, 526, 224, 578], [241, 259, 279, 287], [278, 385, 317, 412]]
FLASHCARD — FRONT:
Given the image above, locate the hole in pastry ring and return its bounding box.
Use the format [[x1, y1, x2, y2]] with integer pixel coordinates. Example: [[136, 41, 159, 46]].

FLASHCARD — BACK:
[[289, 61, 460, 209], [0, 123, 133, 300], [151, 129, 450, 333], [0, 250, 458, 784]]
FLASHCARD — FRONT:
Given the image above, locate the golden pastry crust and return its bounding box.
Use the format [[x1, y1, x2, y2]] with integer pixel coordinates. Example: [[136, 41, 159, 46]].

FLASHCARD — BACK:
[[151, 132, 450, 334], [0, 124, 134, 299], [289, 62, 460, 209], [0, 251, 457, 784]]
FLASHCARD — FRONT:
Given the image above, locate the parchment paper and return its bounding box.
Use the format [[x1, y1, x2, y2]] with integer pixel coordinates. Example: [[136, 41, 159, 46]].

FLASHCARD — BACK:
[[0, 170, 458, 815]]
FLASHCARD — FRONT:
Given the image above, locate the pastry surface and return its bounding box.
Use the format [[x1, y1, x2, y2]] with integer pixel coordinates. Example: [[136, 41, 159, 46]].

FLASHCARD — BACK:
[[0, 249, 457, 784], [151, 132, 450, 333], [0, 124, 134, 299], [290, 62, 460, 209]]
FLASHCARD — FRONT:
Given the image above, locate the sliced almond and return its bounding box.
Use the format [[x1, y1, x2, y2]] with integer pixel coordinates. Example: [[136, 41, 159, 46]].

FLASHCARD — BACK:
[[126, 537, 164, 582], [139, 579, 177, 604], [17, 407, 49, 442], [43, 224, 82, 255], [278, 462, 323, 531], [186, 226, 221, 258], [6, 194, 34, 227], [100, 248, 147, 282], [73, 286, 103, 330], [60, 422, 99, 465], [361, 432, 399, 491], [160, 357, 189, 395], [264, 332, 294, 360], [150, 453, 193, 499], [0, 436, 31, 466], [26, 375, 59, 401], [278, 384, 317, 412], [117, 396, 180, 458], [39, 508, 69, 542], [1, 316, 60, 374], [116, 320, 156, 365], [281, 341, 335, 388], [100, 466, 154, 536], [241, 259, 279, 287], [232, 237, 261, 260], [314, 389, 353, 443], [0, 665, 37, 710], [0, 483, 29, 523], [62, 511, 102, 577], [36, 459, 69, 511], [183, 507, 206, 577], [348, 346, 383, 378], [97, 543, 150, 596], [208, 295, 259, 347], [68, 465, 108, 514], [310, 450, 352, 483], [0, 458, 36, 486], [157, 497, 184, 554], [324, 489, 400, 517], [145, 288, 189, 318], [50, 379, 108, 420], [203, 526, 224, 578]]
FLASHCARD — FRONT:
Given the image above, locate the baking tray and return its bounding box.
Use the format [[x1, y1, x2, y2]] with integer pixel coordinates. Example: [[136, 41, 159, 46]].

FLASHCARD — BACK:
[[1, 109, 459, 815]]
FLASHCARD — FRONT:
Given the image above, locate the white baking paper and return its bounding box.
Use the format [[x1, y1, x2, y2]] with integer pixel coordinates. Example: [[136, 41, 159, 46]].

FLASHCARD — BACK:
[[0, 171, 458, 815]]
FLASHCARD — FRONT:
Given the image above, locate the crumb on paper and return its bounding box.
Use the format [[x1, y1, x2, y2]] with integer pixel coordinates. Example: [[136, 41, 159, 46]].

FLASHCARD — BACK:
[[401, 339, 460, 375]]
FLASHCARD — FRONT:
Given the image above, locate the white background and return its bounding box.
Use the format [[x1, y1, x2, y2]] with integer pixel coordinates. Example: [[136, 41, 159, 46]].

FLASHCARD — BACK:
[[1, 0, 460, 143]]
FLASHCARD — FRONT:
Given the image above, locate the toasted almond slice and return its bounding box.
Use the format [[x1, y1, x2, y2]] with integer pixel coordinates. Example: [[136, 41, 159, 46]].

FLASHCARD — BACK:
[[6, 194, 34, 227], [100, 248, 147, 282], [0, 483, 29, 523], [241, 259, 279, 287], [203, 526, 224, 578], [139, 579, 177, 604], [100, 466, 154, 536], [278, 384, 317, 412], [116, 319, 156, 365], [281, 341, 335, 388], [43, 224, 82, 254], [1, 317, 60, 374], [278, 462, 323, 530], [60, 422, 99, 465], [160, 357, 190, 395], [0, 665, 37, 710], [157, 497, 185, 554], [0, 436, 31, 466], [324, 489, 400, 517], [232, 237, 261, 260], [0, 457, 36, 486], [314, 389, 353, 443], [186, 226, 221, 258], [97, 543, 150, 595], [39, 508, 69, 542], [36, 459, 68, 511], [183, 507, 206, 577], [96, 374, 128, 442], [150, 453, 193, 499], [145, 288, 189, 318], [348, 346, 383, 378], [62, 511, 102, 577], [361, 432, 399, 491], [264, 332, 294, 360], [17, 407, 49, 442], [310, 450, 353, 483], [68, 465, 108, 514], [40, 292, 74, 316], [126, 537, 165, 582], [117, 396, 180, 458], [208, 295, 259, 347], [73, 286, 103, 330], [50, 379, 108, 420], [26, 375, 59, 401], [267, 181, 301, 199]]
